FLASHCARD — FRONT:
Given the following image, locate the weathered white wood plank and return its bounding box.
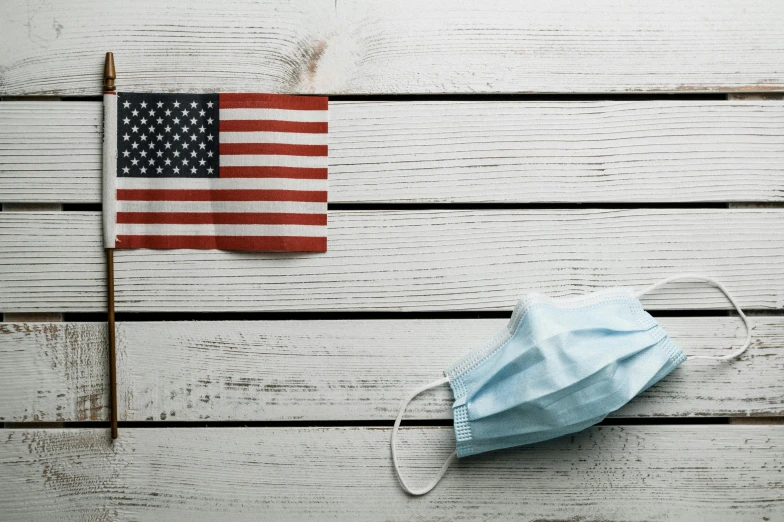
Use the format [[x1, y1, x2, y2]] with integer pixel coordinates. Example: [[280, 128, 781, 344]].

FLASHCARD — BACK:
[[2, 1, 784, 95], [334, 100, 784, 203], [2, 210, 783, 312], [0, 212, 106, 311], [3, 100, 784, 203], [1, 426, 781, 521], [0, 102, 101, 203], [1, 318, 782, 422]]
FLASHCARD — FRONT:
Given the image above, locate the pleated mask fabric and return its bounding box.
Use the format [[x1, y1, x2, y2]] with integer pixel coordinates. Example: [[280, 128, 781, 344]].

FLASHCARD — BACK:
[[390, 274, 752, 495]]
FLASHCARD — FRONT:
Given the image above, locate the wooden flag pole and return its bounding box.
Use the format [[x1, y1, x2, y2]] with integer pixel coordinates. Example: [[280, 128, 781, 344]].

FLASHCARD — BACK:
[[104, 52, 119, 440], [107, 249, 118, 439]]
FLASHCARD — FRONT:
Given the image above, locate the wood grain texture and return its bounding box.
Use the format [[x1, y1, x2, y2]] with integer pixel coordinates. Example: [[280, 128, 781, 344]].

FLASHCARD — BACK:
[[3, 100, 784, 203], [1, 210, 783, 312], [0, 212, 105, 312], [1, 426, 782, 521], [0, 102, 101, 203], [1, 318, 782, 422], [2, 1, 784, 95], [331, 100, 784, 203]]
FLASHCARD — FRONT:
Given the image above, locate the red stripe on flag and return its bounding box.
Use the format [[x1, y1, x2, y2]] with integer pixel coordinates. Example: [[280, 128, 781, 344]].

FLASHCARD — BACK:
[[219, 167, 328, 179], [117, 212, 326, 226], [116, 235, 327, 252], [219, 93, 328, 111], [117, 189, 327, 202], [219, 120, 328, 133], [219, 143, 327, 156]]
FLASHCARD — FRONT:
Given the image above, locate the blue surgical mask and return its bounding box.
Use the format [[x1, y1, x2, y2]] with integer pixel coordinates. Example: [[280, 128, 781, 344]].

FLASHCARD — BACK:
[[391, 274, 752, 495]]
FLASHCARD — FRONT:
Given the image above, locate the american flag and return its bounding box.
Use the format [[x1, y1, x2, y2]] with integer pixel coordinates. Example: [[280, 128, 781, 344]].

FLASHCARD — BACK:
[[103, 92, 328, 252]]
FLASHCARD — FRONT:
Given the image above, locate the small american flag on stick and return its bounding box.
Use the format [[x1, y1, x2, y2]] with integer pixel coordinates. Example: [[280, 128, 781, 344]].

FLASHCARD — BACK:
[[102, 92, 328, 252]]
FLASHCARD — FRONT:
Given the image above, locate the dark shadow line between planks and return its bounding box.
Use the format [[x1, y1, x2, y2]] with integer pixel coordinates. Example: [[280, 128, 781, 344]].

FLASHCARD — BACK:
[[12, 203, 784, 212], [55, 309, 784, 323], [2, 93, 731, 103], [44, 202, 784, 212], [38, 203, 746, 213], [9, 309, 778, 322], [329, 203, 735, 210], [2, 417, 734, 430]]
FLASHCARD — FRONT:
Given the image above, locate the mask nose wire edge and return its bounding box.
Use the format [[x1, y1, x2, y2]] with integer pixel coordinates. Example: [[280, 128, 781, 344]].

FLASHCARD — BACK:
[[391, 375, 457, 495], [633, 273, 752, 361]]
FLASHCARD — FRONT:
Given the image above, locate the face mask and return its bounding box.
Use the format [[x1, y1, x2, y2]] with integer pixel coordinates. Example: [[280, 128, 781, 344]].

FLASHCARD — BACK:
[[390, 274, 751, 495]]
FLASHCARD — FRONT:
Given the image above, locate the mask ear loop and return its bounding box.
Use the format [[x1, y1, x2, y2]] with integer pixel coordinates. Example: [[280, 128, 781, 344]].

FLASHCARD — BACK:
[[633, 274, 752, 361], [391, 376, 457, 495]]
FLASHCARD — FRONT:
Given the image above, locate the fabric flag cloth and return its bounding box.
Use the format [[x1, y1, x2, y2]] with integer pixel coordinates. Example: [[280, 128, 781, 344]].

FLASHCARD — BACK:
[[102, 92, 328, 252]]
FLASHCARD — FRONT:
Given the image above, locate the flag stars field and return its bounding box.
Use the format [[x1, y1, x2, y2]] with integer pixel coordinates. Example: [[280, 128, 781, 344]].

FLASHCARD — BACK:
[[118, 93, 217, 179]]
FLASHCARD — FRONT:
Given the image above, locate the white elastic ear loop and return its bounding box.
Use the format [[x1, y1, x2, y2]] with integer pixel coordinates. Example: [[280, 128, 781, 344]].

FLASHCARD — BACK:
[[634, 274, 752, 361], [391, 376, 457, 496]]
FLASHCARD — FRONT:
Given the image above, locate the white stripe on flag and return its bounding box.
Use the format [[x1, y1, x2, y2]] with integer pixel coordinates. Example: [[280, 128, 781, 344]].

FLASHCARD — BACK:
[[115, 223, 327, 237], [117, 177, 328, 191], [219, 108, 328, 122], [116, 200, 327, 214], [219, 131, 328, 145], [219, 155, 328, 168]]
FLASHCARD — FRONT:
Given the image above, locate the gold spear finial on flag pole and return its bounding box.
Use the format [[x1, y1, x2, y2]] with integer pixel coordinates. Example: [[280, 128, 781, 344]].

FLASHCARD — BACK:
[[103, 51, 119, 440], [104, 52, 116, 92]]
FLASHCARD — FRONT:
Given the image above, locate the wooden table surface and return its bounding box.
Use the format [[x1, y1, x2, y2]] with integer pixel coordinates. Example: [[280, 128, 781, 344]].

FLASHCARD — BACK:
[[1, 1, 783, 520]]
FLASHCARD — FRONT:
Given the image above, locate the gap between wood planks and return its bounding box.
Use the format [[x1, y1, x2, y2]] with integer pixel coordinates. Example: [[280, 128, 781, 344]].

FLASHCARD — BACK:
[[33, 305, 784, 320], [0, 90, 774, 104], [9, 203, 784, 214], [1, 93, 731, 103], [0, 418, 779, 428]]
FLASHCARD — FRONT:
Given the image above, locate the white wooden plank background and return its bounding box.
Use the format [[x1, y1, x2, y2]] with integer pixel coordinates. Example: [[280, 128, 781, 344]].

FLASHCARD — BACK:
[[2, 210, 783, 312], [1, 426, 782, 521], [3, 2, 784, 519], [3, 100, 784, 203], [2, 1, 784, 95], [1, 318, 782, 423], [0, 102, 100, 203]]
